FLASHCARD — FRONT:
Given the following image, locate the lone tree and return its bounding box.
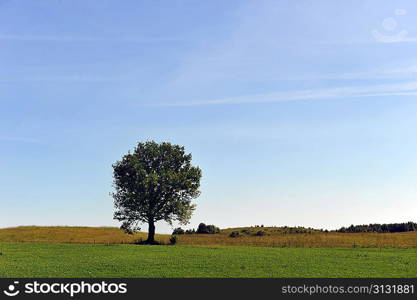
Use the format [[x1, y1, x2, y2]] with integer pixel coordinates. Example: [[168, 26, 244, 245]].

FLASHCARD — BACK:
[[112, 141, 202, 244]]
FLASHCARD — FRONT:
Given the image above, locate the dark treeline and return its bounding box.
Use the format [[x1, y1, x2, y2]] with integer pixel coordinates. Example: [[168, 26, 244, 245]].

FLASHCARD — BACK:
[[337, 222, 417, 233], [172, 223, 220, 235]]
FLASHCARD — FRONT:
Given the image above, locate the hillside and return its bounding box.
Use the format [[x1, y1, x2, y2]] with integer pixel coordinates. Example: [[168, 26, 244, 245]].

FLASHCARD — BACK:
[[220, 226, 322, 235], [2, 226, 417, 248], [0, 226, 168, 244]]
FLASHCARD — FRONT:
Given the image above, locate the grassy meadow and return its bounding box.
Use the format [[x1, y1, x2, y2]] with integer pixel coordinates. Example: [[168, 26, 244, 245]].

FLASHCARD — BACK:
[[1, 242, 417, 277], [1, 226, 417, 277]]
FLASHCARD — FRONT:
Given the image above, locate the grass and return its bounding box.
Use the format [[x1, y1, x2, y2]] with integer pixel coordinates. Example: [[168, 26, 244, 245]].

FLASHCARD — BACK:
[[0, 226, 168, 244], [175, 231, 417, 248], [2, 226, 417, 248], [1, 227, 417, 277], [0, 242, 417, 277]]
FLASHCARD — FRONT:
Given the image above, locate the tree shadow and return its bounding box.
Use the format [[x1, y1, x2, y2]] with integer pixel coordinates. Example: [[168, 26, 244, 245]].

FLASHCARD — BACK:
[[134, 238, 165, 245]]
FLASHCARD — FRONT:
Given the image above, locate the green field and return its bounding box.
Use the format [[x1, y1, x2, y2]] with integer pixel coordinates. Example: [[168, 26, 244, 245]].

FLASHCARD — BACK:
[[1, 242, 417, 277]]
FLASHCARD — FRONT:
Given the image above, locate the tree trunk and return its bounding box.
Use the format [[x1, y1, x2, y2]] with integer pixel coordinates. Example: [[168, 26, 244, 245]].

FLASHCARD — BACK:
[[147, 220, 155, 244]]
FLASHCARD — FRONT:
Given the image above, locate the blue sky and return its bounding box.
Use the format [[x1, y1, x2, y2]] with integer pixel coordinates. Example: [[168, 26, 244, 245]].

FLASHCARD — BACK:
[[1, 0, 417, 233]]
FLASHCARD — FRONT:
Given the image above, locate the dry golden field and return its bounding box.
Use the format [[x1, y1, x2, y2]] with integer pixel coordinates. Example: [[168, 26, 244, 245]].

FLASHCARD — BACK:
[[0, 226, 168, 244], [1, 226, 417, 248]]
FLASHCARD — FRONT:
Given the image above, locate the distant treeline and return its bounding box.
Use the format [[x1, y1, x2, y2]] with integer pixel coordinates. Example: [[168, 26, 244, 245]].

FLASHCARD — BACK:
[[337, 222, 417, 233], [173, 222, 417, 235], [172, 223, 220, 235]]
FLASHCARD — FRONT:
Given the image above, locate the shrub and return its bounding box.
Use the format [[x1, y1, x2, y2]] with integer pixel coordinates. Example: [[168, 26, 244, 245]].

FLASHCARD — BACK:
[[255, 230, 266, 236], [185, 229, 195, 234], [229, 231, 240, 238], [206, 225, 220, 234], [172, 227, 185, 235], [169, 236, 177, 245], [197, 223, 220, 234]]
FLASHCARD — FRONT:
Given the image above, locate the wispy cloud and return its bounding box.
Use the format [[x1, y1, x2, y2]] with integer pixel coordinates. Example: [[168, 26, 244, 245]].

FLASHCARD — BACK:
[[373, 36, 417, 43], [154, 81, 417, 107], [265, 64, 417, 82], [0, 34, 183, 43]]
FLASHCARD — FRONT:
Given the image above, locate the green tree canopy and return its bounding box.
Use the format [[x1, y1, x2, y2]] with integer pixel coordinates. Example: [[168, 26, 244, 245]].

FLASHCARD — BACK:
[[112, 141, 202, 244]]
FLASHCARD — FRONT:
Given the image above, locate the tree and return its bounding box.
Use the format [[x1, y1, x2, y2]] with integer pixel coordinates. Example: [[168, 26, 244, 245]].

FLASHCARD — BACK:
[[112, 141, 202, 244], [172, 227, 185, 235], [196, 223, 220, 234]]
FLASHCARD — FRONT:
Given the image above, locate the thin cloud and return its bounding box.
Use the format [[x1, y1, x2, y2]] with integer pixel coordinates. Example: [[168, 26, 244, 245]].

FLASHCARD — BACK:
[[268, 65, 417, 82], [154, 81, 417, 107], [370, 32, 417, 44], [400, 37, 417, 42]]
